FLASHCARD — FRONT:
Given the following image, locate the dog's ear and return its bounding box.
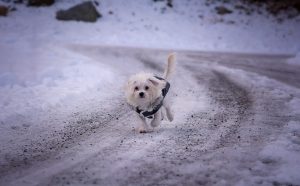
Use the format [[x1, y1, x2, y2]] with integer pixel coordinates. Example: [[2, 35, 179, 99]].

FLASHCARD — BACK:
[[148, 77, 166, 89], [148, 77, 160, 87]]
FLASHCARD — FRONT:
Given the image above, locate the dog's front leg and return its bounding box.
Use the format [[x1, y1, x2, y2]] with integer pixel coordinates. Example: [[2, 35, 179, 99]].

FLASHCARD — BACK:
[[150, 110, 162, 127], [136, 113, 149, 133]]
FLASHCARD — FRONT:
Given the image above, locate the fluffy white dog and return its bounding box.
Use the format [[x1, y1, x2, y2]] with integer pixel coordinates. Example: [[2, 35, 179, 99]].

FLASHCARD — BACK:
[[125, 53, 176, 133]]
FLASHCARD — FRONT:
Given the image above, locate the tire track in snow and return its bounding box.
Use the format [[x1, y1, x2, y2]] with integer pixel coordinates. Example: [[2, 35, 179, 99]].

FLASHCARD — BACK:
[[8, 105, 140, 186], [183, 63, 252, 150], [204, 69, 252, 149], [0, 97, 128, 183]]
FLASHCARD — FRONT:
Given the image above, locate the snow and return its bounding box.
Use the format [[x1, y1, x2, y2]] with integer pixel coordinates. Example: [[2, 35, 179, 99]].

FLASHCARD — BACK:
[[257, 121, 300, 185], [289, 96, 300, 115], [0, 0, 299, 54], [0, 43, 116, 121]]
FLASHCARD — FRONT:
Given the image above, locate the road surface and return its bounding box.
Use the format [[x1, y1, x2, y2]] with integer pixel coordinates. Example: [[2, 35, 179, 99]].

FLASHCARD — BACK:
[[1, 46, 300, 186]]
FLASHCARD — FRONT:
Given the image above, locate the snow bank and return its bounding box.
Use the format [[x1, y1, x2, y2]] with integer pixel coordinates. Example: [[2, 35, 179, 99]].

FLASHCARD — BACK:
[[258, 121, 300, 185], [0, 43, 116, 126], [0, 0, 299, 54]]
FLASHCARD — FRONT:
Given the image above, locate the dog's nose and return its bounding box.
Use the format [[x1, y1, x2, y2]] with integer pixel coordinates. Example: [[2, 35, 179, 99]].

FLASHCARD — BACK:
[[139, 92, 144, 98]]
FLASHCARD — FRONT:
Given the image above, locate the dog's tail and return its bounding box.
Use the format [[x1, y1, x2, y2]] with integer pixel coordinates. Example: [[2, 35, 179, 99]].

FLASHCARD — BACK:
[[163, 53, 176, 80]]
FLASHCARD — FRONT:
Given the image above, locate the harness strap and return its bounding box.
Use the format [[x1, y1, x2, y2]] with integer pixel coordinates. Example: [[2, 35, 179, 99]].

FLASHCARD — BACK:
[[154, 76, 170, 97]]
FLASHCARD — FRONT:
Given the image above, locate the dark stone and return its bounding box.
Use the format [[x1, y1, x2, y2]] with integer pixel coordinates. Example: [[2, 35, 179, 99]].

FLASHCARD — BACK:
[[266, 1, 300, 15], [167, 0, 173, 8], [14, 0, 23, 3], [56, 1, 101, 22], [215, 6, 233, 15], [244, 0, 300, 15], [27, 0, 54, 6], [0, 5, 8, 16]]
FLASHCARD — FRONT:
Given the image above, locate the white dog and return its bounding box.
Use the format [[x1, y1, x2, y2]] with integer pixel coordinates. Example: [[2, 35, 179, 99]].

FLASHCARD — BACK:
[[125, 53, 176, 133]]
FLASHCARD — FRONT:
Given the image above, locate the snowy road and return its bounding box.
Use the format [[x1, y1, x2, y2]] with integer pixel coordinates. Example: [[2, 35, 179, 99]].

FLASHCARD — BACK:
[[1, 46, 300, 186]]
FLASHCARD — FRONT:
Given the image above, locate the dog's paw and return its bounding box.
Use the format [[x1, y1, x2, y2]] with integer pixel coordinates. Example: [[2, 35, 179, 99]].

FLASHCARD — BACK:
[[139, 129, 147, 133], [166, 112, 174, 122], [165, 106, 174, 122], [137, 127, 147, 133], [168, 115, 174, 122]]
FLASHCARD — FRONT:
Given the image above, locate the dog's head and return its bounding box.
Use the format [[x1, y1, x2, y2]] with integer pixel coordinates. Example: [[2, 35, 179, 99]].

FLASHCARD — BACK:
[[125, 72, 165, 109]]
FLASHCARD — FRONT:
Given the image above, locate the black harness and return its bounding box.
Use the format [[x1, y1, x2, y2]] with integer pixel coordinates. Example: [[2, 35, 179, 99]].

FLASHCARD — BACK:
[[135, 76, 170, 119]]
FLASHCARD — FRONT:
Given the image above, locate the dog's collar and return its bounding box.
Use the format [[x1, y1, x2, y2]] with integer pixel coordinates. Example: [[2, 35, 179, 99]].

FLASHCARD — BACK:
[[135, 76, 170, 119]]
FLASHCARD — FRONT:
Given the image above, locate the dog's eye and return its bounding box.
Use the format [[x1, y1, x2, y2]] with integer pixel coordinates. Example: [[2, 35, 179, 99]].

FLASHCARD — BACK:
[[134, 86, 139, 91], [145, 86, 149, 90]]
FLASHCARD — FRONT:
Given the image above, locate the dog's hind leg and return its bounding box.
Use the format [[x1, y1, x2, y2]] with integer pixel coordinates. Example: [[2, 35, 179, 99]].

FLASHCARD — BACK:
[[161, 109, 165, 121], [150, 110, 162, 127], [165, 106, 173, 122], [163, 100, 174, 122]]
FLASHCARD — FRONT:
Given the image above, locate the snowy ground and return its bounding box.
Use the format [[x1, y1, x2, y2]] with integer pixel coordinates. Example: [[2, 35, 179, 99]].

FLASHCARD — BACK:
[[1, 0, 300, 53], [1, 0, 300, 186]]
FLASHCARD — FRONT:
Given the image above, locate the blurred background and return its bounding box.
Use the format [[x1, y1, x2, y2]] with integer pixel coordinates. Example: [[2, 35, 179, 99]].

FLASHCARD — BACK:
[[1, 0, 300, 53]]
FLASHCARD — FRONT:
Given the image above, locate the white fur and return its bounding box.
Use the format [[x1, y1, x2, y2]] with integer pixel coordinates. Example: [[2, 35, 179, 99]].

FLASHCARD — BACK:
[[125, 53, 176, 133]]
